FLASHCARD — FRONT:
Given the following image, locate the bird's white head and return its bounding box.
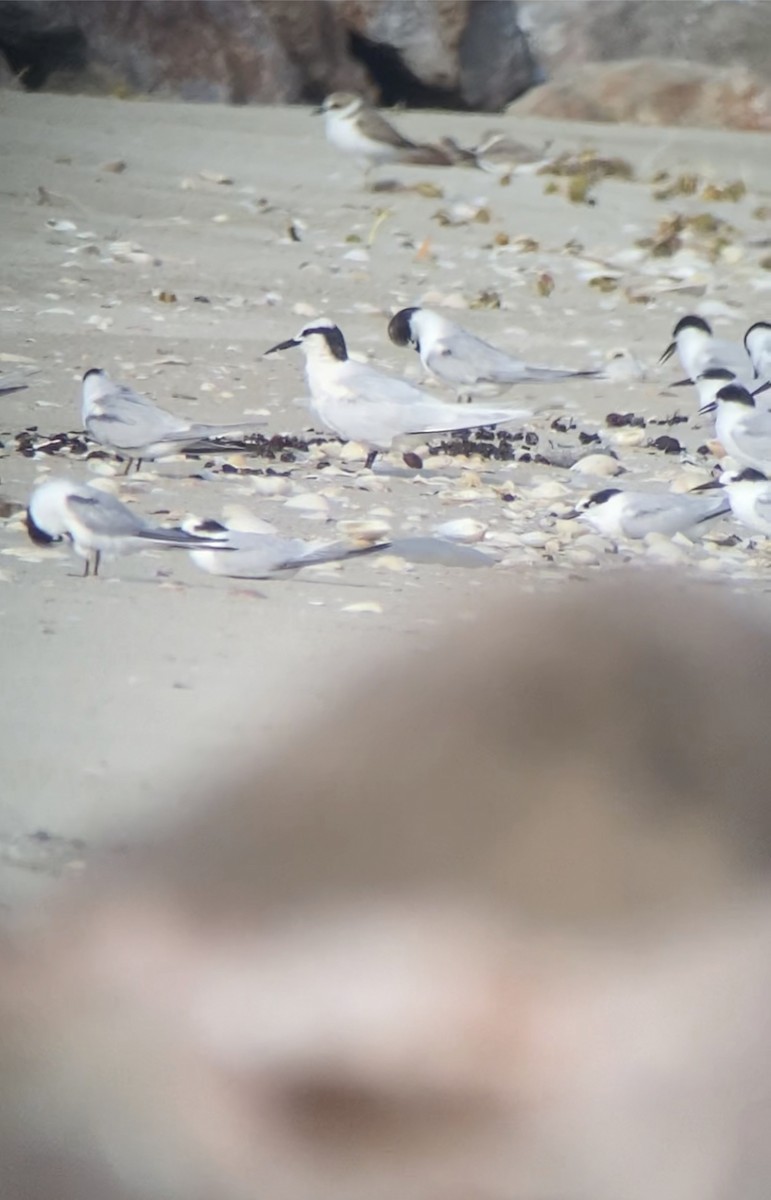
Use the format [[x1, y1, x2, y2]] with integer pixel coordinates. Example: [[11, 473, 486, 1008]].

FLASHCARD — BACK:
[[265, 318, 349, 365], [696, 367, 737, 412], [388, 306, 452, 355], [660, 314, 713, 365], [81, 367, 113, 411], [744, 321, 771, 369], [26, 477, 78, 544]]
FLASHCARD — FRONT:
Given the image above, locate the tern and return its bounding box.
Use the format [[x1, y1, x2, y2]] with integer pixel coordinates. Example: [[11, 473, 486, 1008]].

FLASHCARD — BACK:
[[25, 476, 230, 577], [186, 516, 389, 580], [565, 486, 729, 540], [388, 306, 598, 401], [659, 314, 754, 387], [700, 382, 771, 473], [744, 321, 771, 390], [265, 318, 531, 468], [82, 368, 265, 473]]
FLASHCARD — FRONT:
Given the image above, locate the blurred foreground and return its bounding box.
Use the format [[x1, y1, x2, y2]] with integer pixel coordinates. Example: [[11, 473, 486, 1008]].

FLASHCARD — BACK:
[[1, 575, 770, 1199]]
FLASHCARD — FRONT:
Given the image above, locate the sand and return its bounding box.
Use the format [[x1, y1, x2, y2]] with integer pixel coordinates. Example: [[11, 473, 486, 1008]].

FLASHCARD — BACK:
[[0, 90, 769, 910]]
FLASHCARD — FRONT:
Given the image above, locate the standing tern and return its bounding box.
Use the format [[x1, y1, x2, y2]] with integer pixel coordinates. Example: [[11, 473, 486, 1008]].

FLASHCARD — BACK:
[[265, 318, 531, 468], [696, 467, 771, 537], [565, 486, 729, 540], [744, 321, 771, 389], [700, 382, 771, 472], [659, 315, 754, 387], [387, 306, 599, 401], [185, 516, 389, 579], [82, 368, 265, 473], [25, 477, 229, 577]]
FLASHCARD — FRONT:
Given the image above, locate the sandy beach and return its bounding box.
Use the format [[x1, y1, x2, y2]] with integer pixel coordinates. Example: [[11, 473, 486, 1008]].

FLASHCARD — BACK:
[[1, 90, 770, 910]]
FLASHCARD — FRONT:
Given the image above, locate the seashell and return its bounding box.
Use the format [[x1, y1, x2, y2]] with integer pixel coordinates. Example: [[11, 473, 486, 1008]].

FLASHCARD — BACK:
[[570, 454, 623, 478], [433, 518, 487, 543], [283, 493, 330, 514], [337, 519, 391, 543], [251, 475, 292, 497]]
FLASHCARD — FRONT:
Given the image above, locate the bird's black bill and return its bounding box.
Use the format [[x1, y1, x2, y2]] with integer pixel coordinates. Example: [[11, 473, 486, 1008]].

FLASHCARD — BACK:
[[753, 379, 771, 397], [670, 378, 693, 388], [698, 401, 717, 415], [691, 479, 724, 492], [658, 341, 676, 365], [265, 338, 301, 356]]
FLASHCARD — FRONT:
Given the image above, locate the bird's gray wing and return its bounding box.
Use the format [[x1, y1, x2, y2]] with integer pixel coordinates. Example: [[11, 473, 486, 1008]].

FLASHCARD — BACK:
[[424, 331, 519, 386], [0, 367, 37, 394], [85, 400, 189, 450], [66, 490, 146, 537], [203, 531, 387, 577], [335, 365, 520, 440], [731, 421, 771, 465], [426, 332, 588, 386], [624, 495, 727, 538], [748, 489, 771, 526]]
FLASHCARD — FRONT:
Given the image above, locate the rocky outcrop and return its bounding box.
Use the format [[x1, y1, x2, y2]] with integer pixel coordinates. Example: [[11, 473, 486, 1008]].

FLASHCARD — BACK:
[[0, 0, 536, 109], [518, 0, 771, 80], [509, 58, 771, 132]]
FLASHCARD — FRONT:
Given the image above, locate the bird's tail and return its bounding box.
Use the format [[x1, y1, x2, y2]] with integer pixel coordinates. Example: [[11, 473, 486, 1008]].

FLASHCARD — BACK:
[[187, 420, 267, 440], [522, 366, 600, 382], [287, 540, 391, 570]]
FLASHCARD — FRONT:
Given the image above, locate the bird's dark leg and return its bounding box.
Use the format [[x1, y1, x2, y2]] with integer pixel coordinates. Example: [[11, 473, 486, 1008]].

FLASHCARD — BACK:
[[365, 449, 378, 470], [121, 457, 132, 476], [82, 557, 90, 578], [93, 551, 101, 578], [134, 459, 143, 473]]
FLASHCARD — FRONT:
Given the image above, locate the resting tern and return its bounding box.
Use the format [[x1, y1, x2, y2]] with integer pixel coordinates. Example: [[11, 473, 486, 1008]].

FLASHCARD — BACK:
[[565, 486, 729, 540], [185, 516, 389, 579], [700, 382, 771, 473], [388, 306, 598, 401], [82, 368, 264, 473], [265, 318, 531, 468], [25, 476, 229, 577], [659, 314, 754, 387], [316, 93, 454, 180]]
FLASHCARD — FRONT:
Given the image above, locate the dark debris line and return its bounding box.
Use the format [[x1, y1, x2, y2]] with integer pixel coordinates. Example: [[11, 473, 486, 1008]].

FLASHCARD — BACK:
[[6, 411, 694, 473]]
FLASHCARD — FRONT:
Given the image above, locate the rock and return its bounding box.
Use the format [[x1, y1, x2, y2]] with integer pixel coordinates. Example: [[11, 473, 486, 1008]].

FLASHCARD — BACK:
[[0, 0, 536, 109], [509, 58, 771, 132], [0, 46, 19, 87], [518, 0, 771, 81], [0, 0, 366, 103]]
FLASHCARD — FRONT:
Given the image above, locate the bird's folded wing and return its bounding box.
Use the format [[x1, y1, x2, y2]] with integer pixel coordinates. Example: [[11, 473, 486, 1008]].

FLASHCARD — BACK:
[[66, 491, 144, 537]]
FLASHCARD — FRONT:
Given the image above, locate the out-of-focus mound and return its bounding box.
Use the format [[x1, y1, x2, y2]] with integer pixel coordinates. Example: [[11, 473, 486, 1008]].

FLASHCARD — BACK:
[[2, 575, 771, 1200]]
